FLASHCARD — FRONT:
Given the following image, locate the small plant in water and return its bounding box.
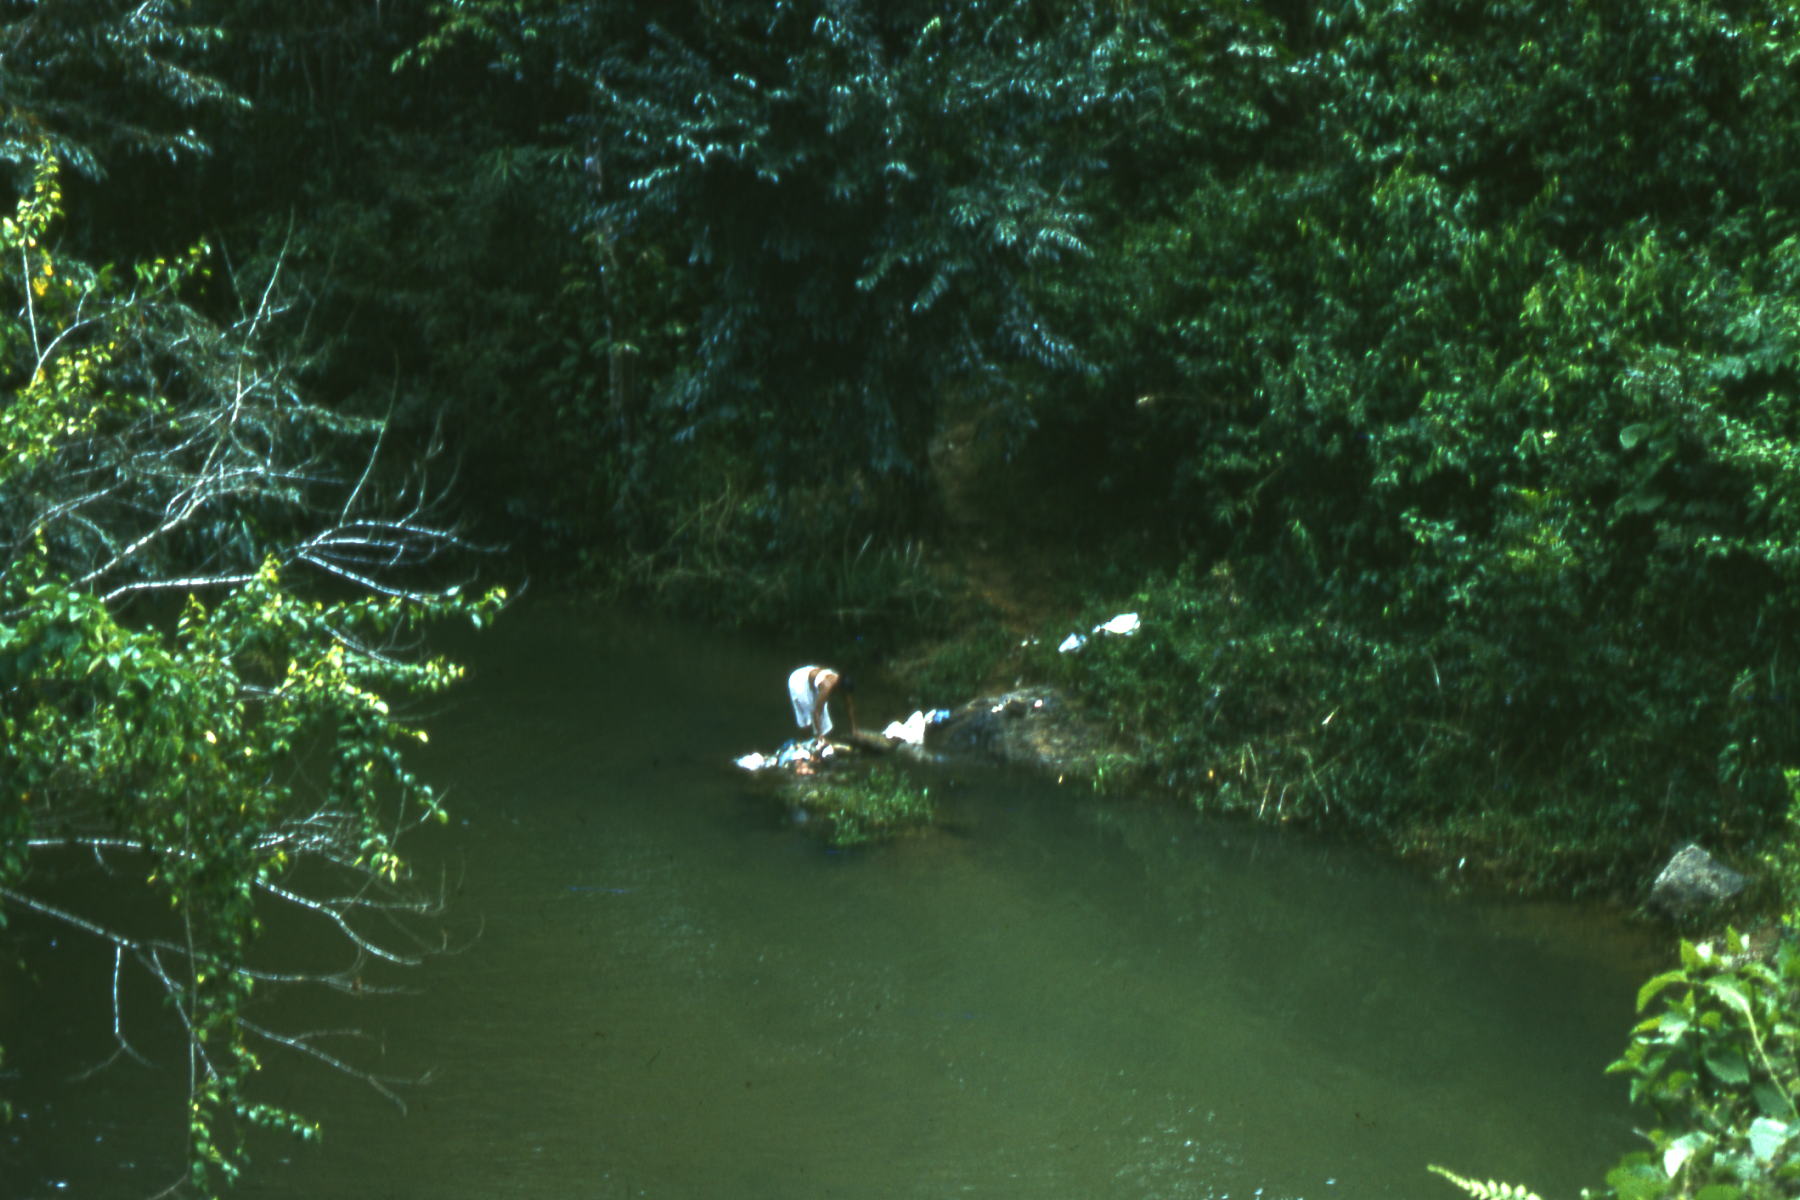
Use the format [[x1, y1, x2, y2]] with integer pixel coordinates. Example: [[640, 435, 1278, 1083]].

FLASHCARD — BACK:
[[1427, 1165, 1544, 1200], [794, 764, 935, 847]]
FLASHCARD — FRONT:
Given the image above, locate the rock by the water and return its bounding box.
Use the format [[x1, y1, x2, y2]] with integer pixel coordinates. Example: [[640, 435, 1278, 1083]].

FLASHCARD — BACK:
[[928, 685, 1118, 778], [1649, 843, 1748, 918]]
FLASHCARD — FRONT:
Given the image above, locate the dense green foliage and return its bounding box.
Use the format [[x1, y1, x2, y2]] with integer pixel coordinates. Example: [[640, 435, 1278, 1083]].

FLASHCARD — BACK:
[[2, 7, 500, 1193], [9, 0, 1800, 1191], [402, 0, 1169, 630], [1602, 929, 1800, 1197], [975, 0, 1800, 896], [0, 0, 241, 176]]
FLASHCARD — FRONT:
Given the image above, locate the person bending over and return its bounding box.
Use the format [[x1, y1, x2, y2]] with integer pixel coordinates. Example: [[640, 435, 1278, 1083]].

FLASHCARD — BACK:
[[788, 665, 857, 747]]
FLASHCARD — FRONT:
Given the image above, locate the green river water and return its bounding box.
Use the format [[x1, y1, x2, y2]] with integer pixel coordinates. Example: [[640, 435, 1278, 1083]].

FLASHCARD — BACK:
[[2, 604, 1662, 1199]]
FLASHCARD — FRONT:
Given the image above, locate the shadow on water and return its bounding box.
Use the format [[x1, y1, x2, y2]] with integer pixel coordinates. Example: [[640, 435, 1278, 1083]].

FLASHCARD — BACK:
[[3, 601, 1661, 1199]]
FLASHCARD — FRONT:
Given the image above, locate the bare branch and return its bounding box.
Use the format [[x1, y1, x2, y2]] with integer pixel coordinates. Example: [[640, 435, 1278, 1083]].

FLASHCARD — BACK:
[[8, 234, 489, 611], [253, 880, 423, 966], [239, 1021, 417, 1113], [97, 570, 260, 600], [0, 884, 135, 949], [25, 833, 445, 955], [0, 886, 220, 1086], [67, 946, 155, 1081]]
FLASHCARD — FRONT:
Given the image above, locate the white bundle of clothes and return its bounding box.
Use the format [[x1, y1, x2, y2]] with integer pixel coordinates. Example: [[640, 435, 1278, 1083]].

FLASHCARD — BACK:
[[1057, 611, 1141, 654]]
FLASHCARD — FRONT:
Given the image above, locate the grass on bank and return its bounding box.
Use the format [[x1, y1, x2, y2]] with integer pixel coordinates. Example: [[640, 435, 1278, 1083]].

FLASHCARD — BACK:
[[1008, 558, 1791, 901]]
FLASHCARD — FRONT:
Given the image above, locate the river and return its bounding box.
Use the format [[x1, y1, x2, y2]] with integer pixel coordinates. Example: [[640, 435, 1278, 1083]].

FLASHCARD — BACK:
[[3, 603, 1660, 1198]]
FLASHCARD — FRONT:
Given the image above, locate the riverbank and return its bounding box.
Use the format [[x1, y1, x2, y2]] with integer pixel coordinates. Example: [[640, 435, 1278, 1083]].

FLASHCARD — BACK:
[[863, 532, 1778, 927]]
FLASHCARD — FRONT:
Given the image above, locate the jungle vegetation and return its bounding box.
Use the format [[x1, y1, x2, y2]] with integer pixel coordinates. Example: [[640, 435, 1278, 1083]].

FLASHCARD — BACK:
[[5, 0, 1800, 1193]]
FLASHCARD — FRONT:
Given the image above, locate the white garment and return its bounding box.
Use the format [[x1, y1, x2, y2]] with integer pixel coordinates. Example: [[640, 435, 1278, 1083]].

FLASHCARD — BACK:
[[882, 710, 928, 746], [788, 665, 834, 736], [1093, 612, 1140, 636]]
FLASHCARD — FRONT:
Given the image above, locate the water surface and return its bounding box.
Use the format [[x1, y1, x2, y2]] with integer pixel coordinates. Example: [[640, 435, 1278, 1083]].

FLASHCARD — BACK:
[[3, 604, 1657, 1198]]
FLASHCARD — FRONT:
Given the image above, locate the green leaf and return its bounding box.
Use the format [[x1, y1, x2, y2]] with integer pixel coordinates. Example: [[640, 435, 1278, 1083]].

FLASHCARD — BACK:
[[1748, 1116, 1793, 1163], [1638, 968, 1689, 1012], [1703, 977, 1756, 1024], [1704, 1045, 1752, 1085], [1605, 1155, 1666, 1200], [1680, 940, 1713, 972], [1751, 1081, 1790, 1118]]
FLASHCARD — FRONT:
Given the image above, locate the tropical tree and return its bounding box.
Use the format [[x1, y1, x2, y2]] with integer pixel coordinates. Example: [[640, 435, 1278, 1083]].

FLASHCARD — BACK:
[[406, 0, 1298, 628], [2, 5, 504, 1191], [0, 136, 503, 1197], [1037, 0, 1800, 880]]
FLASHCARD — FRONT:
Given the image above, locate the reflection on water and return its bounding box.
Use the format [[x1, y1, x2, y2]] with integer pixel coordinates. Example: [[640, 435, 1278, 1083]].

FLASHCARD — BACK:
[[2, 604, 1656, 1199]]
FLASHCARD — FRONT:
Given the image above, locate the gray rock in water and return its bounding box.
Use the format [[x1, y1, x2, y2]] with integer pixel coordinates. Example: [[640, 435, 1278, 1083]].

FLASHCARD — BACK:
[[928, 685, 1108, 775], [1650, 843, 1748, 918]]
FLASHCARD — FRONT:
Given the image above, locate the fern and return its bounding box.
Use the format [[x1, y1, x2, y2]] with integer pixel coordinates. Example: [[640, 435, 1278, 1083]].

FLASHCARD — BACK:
[[1427, 1164, 1547, 1200]]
